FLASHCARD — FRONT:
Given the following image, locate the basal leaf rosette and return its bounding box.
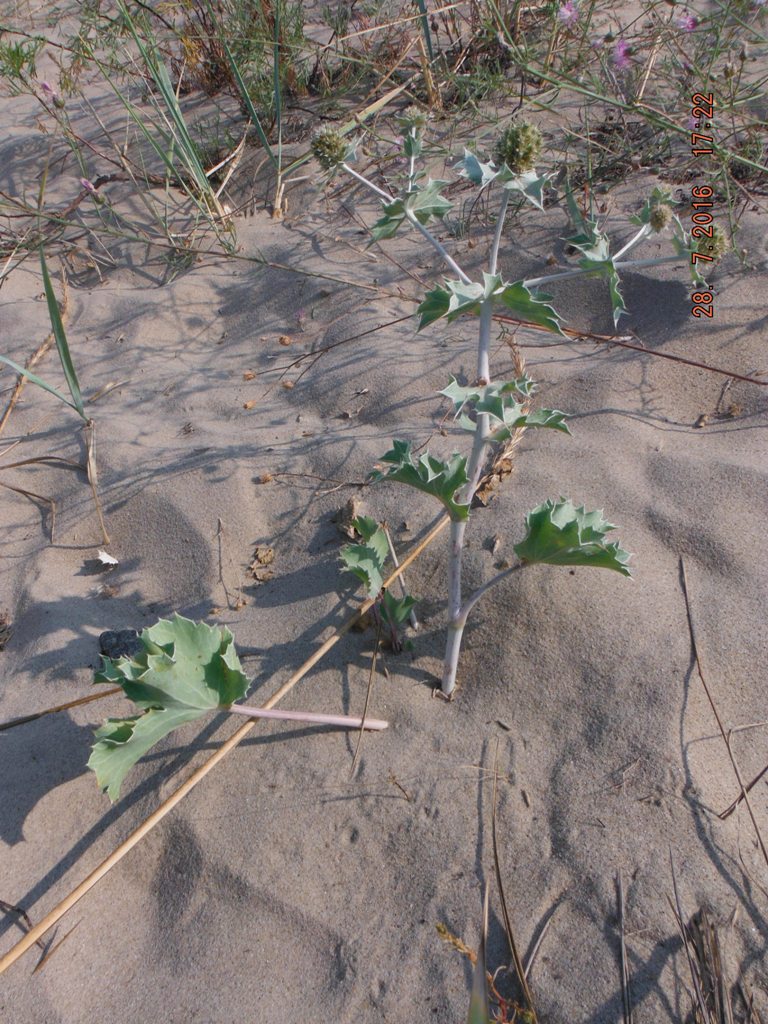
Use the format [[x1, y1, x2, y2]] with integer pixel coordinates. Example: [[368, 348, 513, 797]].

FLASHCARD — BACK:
[[89, 614, 249, 800], [514, 498, 632, 575]]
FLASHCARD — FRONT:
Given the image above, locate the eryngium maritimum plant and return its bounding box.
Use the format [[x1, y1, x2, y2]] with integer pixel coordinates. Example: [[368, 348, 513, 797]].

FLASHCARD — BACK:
[[318, 116, 705, 695]]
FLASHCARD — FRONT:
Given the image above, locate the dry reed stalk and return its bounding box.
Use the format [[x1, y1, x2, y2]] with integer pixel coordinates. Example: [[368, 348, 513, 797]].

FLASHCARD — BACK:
[[0, 514, 449, 973]]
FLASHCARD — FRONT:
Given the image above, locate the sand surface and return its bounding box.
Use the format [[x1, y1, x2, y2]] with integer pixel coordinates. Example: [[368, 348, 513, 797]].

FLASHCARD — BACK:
[[1, 18, 768, 1023]]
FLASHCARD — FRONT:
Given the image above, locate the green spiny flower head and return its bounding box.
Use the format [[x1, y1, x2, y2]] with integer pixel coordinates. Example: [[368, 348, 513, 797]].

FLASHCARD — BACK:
[[311, 126, 347, 172], [649, 203, 673, 232], [696, 225, 730, 260], [397, 104, 428, 132], [494, 121, 543, 174]]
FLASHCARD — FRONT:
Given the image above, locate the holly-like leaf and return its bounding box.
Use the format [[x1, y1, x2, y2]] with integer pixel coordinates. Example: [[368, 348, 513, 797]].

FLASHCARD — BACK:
[[370, 439, 470, 521], [456, 148, 498, 189], [671, 220, 709, 286], [441, 375, 536, 422], [513, 498, 632, 575], [576, 257, 627, 326], [483, 402, 570, 441], [418, 276, 562, 335], [89, 614, 249, 800], [340, 515, 389, 598], [497, 281, 563, 334], [496, 165, 551, 210], [563, 185, 609, 260], [417, 284, 452, 328], [370, 178, 452, 242], [606, 264, 627, 326]]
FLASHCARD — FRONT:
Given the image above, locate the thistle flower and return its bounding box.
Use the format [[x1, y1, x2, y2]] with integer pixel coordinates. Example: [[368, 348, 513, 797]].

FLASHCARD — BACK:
[[311, 127, 347, 172], [557, 1, 579, 26], [494, 121, 542, 174], [40, 80, 64, 108], [613, 39, 632, 70], [696, 225, 729, 260]]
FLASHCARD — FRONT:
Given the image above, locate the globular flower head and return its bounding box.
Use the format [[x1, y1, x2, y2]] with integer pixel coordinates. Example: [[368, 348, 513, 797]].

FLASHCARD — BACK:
[[677, 12, 697, 31], [696, 225, 729, 260], [310, 126, 347, 172], [494, 121, 542, 174], [396, 105, 428, 132], [649, 204, 673, 232], [557, 1, 579, 26]]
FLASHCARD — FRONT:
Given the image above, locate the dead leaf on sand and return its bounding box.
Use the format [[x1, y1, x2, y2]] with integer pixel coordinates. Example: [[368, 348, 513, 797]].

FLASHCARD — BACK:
[[0, 612, 11, 650], [249, 546, 275, 582], [332, 497, 362, 539]]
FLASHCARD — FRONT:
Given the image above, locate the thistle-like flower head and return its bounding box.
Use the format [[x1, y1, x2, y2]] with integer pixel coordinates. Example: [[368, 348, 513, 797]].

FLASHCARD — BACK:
[[311, 127, 347, 172], [649, 204, 673, 232], [494, 121, 542, 174], [397, 105, 428, 132], [696, 225, 729, 260]]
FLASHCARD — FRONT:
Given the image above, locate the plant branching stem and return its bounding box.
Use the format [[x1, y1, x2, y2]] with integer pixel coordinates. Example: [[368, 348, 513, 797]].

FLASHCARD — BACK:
[[442, 191, 511, 696], [404, 209, 471, 283], [524, 251, 683, 289]]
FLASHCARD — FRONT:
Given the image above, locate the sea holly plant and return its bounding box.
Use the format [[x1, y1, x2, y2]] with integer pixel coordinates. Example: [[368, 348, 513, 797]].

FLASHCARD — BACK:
[[313, 115, 722, 696], [340, 514, 418, 649], [89, 614, 388, 799]]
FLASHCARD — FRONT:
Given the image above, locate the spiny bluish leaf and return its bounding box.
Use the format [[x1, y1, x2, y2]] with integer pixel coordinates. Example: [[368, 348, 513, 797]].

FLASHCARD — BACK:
[[418, 276, 562, 334], [485, 403, 571, 441], [497, 281, 563, 334], [340, 516, 389, 598], [456, 148, 498, 189], [90, 614, 249, 800], [576, 257, 627, 326], [496, 165, 551, 210], [370, 439, 470, 521], [441, 375, 536, 422], [671, 220, 709, 286], [514, 498, 632, 575], [380, 590, 417, 628], [370, 178, 452, 242], [403, 129, 422, 159], [563, 185, 609, 259], [418, 285, 452, 328], [607, 264, 628, 326]]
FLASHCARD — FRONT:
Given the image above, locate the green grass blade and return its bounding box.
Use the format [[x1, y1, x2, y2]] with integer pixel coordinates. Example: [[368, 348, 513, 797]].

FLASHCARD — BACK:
[[414, 0, 434, 61], [39, 250, 86, 420], [0, 353, 80, 413], [218, 34, 277, 167], [273, 2, 282, 165], [117, 1, 213, 198]]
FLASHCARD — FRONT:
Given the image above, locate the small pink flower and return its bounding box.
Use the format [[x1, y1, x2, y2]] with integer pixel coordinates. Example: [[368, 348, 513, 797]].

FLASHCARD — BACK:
[[557, 1, 579, 26], [80, 178, 97, 194], [613, 39, 631, 70], [677, 12, 697, 31]]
